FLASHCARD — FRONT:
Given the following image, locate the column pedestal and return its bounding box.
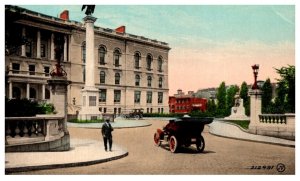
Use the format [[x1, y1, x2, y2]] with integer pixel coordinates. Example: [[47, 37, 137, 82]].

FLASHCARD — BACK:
[[248, 89, 262, 134]]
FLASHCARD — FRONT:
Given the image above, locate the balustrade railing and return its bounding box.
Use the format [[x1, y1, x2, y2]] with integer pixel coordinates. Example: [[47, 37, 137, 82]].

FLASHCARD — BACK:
[[259, 114, 286, 124], [5, 116, 64, 145]]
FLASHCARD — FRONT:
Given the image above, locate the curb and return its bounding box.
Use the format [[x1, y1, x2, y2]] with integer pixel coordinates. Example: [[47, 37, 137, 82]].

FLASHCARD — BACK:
[[5, 151, 129, 174], [209, 121, 295, 148]]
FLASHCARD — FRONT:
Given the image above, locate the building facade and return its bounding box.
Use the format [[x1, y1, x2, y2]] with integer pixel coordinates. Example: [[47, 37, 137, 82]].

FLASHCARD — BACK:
[[169, 89, 207, 114], [5, 5, 170, 116]]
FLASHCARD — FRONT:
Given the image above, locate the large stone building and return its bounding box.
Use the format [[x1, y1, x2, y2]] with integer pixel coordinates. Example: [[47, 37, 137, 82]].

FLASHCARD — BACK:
[[5, 5, 170, 116]]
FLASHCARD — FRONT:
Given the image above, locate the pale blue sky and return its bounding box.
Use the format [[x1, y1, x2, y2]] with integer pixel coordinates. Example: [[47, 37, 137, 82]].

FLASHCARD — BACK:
[[17, 5, 295, 94]]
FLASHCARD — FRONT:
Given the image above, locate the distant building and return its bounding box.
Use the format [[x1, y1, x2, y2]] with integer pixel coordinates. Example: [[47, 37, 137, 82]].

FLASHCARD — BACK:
[[169, 89, 207, 114]]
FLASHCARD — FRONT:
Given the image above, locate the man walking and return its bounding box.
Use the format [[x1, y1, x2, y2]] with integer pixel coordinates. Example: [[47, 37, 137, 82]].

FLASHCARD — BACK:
[[102, 119, 114, 151]]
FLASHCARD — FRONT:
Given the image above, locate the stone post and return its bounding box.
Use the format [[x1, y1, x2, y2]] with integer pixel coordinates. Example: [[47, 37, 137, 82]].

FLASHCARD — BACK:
[[47, 76, 70, 133], [248, 89, 262, 134]]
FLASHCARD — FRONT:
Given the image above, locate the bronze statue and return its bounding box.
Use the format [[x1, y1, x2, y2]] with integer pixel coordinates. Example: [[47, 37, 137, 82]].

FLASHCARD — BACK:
[[81, 5, 95, 16]]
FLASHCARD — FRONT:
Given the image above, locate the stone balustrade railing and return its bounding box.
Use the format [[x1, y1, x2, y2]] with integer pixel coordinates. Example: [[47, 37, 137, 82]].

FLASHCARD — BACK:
[[259, 114, 287, 124], [5, 116, 65, 145]]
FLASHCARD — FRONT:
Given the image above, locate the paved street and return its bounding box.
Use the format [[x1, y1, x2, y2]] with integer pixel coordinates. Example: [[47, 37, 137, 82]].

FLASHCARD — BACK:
[[15, 120, 295, 175]]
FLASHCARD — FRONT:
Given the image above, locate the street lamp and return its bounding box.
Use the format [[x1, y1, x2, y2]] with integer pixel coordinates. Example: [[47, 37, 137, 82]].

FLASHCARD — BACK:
[[251, 64, 259, 89]]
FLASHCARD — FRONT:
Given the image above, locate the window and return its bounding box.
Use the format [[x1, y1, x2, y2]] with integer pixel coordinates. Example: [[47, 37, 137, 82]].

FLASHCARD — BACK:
[[30, 88, 36, 99], [161, 108, 164, 113], [134, 91, 141, 104], [147, 91, 152, 103], [114, 90, 121, 103], [41, 44, 46, 57], [135, 74, 140, 86], [100, 71, 105, 84], [83, 66, 85, 82], [82, 42, 86, 63], [158, 92, 163, 104], [147, 76, 152, 87], [89, 96, 96, 106], [114, 49, 121, 67], [134, 52, 140, 69], [29, 65, 35, 75], [99, 89, 106, 102], [159, 77, 163, 88], [45, 88, 50, 99], [118, 108, 121, 114], [99, 46, 106, 65], [146, 54, 152, 70], [44, 66, 50, 77], [115, 72, 120, 85], [158, 56, 163, 72], [12, 63, 20, 74], [26, 41, 32, 57], [12, 87, 21, 99], [103, 107, 107, 113], [158, 108, 160, 113]]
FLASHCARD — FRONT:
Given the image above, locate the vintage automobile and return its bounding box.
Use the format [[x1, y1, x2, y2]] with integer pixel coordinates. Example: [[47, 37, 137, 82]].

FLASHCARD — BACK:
[[122, 108, 144, 119], [154, 117, 214, 153]]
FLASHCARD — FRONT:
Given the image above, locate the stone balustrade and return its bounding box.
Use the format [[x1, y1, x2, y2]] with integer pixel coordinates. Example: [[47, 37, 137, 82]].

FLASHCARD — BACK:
[[259, 114, 287, 124], [5, 116, 65, 146]]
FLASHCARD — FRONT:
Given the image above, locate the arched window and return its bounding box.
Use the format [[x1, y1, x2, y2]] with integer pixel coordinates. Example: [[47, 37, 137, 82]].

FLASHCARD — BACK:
[[135, 74, 140, 86], [115, 72, 120, 85], [81, 41, 86, 63], [146, 54, 152, 71], [114, 49, 121, 67], [100, 71, 106, 84], [147, 76, 152, 87], [98, 46, 106, 65], [159, 77, 163, 88], [12, 87, 21, 99], [158, 56, 163, 72], [45, 88, 50, 99], [134, 52, 140, 69], [29, 87, 36, 99]]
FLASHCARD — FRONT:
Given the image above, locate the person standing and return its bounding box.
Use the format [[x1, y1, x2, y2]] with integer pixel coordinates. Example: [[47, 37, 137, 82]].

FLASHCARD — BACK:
[[101, 119, 114, 151]]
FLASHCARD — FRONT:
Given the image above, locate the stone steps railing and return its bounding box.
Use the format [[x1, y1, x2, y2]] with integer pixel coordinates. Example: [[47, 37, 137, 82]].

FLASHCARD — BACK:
[[259, 114, 287, 124], [5, 116, 65, 145]]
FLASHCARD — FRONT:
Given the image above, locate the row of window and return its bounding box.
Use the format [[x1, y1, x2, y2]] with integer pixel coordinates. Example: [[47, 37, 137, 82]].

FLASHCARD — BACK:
[[98, 107, 164, 114], [12, 63, 50, 76], [82, 43, 164, 72], [96, 70, 164, 88], [99, 89, 164, 104], [12, 86, 50, 99]]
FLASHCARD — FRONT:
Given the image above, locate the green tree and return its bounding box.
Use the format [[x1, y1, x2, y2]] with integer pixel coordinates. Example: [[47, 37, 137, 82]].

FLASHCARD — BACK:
[[275, 65, 295, 113], [226, 85, 239, 115], [207, 99, 217, 116], [261, 78, 273, 113], [240, 81, 250, 116], [216, 81, 226, 116]]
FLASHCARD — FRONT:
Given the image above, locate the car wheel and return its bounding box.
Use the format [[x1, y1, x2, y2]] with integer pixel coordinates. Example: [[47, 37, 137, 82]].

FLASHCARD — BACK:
[[169, 135, 178, 153], [196, 135, 205, 153], [154, 132, 161, 146], [134, 115, 140, 120]]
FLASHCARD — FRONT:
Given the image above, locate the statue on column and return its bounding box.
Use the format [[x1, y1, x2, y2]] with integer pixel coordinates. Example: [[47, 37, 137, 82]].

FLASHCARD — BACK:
[[81, 5, 95, 16]]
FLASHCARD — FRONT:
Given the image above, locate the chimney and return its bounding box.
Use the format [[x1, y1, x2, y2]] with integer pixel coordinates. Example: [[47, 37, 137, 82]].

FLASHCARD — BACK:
[[115, 26, 126, 34], [60, 10, 69, 21]]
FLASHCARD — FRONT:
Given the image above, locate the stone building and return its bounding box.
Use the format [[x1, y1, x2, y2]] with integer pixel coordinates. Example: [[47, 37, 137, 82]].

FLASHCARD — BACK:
[[5, 5, 170, 116]]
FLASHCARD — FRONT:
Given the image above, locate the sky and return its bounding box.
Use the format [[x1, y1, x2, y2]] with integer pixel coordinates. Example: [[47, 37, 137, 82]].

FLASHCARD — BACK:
[[14, 3, 295, 95]]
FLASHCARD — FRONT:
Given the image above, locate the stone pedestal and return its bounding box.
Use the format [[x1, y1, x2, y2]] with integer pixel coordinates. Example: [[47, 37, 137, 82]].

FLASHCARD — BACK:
[[248, 89, 262, 133], [224, 98, 249, 120], [47, 76, 70, 133], [78, 15, 101, 120]]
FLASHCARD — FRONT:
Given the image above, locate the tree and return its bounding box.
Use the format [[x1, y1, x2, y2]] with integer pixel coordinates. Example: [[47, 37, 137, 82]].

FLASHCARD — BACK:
[[216, 82, 227, 116], [207, 99, 217, 116], [261, 78, 273, 113], [226, 85, 239, 115], [274, 65, 295, 113], [240, 81, 250, 116]]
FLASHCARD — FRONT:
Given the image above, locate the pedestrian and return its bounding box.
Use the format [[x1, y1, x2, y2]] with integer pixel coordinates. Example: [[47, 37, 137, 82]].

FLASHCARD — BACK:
[[102, 119, 114, 151]]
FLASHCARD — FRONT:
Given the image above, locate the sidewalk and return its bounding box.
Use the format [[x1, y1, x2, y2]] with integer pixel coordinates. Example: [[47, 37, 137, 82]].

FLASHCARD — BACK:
[[208, 120, 295, 147]]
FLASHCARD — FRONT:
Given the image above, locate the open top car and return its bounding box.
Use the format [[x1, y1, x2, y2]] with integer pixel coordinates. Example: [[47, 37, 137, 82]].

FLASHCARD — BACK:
[[154, 117, 214, 153]]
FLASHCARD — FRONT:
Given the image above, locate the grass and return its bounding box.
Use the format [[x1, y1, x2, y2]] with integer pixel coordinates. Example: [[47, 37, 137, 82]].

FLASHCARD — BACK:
[[223, 120, 250, 130], [68, 119, 104, 124]]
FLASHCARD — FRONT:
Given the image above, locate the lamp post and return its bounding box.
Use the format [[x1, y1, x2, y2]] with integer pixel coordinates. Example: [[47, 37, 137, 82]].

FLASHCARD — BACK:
[[251, 64, 259, 89]]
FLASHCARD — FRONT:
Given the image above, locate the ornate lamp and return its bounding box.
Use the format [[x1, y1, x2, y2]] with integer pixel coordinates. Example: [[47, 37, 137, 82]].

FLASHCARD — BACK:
[[251, 64, 259, 89]]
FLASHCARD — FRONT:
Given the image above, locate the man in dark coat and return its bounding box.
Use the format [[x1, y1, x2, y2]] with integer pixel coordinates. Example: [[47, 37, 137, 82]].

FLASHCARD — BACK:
[[101, 119, 114, 151]]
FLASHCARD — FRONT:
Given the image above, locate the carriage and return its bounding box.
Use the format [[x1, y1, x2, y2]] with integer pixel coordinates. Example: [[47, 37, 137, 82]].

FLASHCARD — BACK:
[[154, 117, 213, 153]]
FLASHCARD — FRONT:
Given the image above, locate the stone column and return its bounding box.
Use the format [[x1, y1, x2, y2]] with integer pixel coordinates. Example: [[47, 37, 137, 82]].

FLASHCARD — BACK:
[[21, 27, 26, 57], [42, 84, 45, 100], [248, 89, 262, 134], [36, 30, 41, 58], [63, 35, 67, 61], [50, 33, 55, 60], [26, 83, 30, 99], [8, 81, 13, 99]]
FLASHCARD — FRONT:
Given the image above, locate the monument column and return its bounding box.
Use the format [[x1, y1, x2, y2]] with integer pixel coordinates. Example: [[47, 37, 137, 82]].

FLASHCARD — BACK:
[[248, 89, 262, 133], [78, 15, 100, 120]]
